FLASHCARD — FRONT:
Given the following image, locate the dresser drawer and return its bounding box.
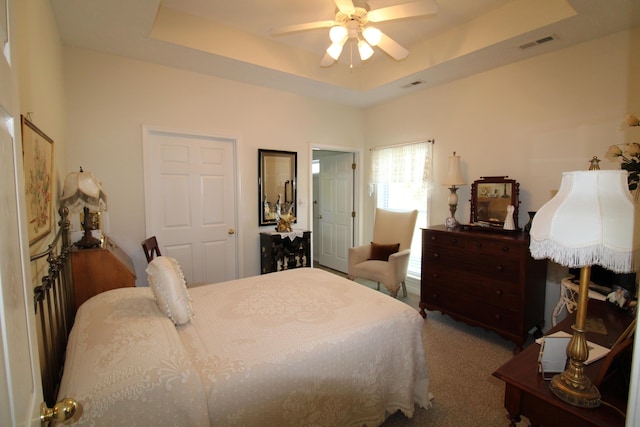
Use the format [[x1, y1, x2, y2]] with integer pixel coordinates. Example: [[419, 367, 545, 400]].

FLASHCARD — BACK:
[[423, 265, 519, 309], [423, 229, 466, 250], [423, 247, 521, 283], [466, 237, 522, 259], [424, 286, 519, 334]]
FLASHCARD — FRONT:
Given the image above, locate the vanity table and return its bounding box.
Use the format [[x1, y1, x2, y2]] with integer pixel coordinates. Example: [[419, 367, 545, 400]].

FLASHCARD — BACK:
[[260, 230, 311, 274]]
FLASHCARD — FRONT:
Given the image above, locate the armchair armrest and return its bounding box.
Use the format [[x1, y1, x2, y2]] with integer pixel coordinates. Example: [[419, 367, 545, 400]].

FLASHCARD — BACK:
[[348, 244, 371, 272], [388, 249, 412, 283]]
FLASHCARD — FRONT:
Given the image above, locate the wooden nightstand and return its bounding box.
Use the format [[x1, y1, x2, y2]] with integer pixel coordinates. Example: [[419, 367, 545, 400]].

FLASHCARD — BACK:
[[70, 235, 136, 309], [493, 299, 633, 427]]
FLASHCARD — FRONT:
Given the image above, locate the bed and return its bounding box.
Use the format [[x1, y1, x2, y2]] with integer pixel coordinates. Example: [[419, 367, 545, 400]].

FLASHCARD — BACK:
[[56, 258, 430, 426]]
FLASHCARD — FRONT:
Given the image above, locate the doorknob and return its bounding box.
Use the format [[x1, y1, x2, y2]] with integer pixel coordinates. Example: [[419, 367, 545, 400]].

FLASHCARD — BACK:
[[41, 398, 78, 426], [228, 229, 235, 235], [318, 214, 323, 219]]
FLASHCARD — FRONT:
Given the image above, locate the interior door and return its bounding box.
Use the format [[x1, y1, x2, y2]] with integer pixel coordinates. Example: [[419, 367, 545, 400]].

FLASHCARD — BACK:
[[318, 152, 354, 273], [0, 0, 43, 425], [143, 128, 238, 284]]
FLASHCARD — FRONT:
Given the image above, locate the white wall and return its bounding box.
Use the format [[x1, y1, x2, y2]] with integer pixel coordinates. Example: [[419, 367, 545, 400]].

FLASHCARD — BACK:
[[16, 0, 68, 254], [63, 47, 365, 282], [364, 28, 640, 329]]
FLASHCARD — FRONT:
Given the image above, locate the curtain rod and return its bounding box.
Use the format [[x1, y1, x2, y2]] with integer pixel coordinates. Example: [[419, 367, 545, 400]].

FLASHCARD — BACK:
[[369, 139, 434, 151]]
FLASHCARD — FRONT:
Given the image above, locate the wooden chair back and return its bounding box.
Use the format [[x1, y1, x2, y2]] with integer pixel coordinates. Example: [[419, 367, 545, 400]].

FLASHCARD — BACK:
[[141, 236, 161, 263]]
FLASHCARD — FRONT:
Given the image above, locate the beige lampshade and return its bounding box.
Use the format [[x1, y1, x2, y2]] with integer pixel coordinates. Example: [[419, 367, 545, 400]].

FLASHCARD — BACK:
[[529, 170, 638, 273], [443, 152, 466, 186], [60, 170, 108, 213]]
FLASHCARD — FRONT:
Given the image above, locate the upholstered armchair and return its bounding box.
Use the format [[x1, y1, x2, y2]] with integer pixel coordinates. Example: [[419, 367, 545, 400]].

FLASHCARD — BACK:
[[348, 208, 418, 297]]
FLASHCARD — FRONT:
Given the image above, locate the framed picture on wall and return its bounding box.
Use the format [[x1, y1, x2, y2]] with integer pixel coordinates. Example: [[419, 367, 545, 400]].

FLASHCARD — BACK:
[[21, 115, 54, 245]]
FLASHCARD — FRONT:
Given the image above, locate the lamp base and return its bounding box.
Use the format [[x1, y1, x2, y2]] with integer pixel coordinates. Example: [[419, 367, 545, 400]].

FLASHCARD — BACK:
[[548, 266, 601, 408], [75, 206, 101, 249], [75, 232, 101, 249], [445, 216, 458, 228], [550, 370, 601, 408]]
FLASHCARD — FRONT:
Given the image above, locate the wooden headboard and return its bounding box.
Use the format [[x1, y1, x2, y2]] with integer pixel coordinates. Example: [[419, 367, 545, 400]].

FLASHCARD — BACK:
[[30, 207, 75, 406]]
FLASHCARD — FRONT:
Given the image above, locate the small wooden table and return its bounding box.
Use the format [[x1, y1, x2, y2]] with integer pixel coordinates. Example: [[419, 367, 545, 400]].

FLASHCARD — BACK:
[[71, 235, 136, 309], [493, 300, 634, 427]]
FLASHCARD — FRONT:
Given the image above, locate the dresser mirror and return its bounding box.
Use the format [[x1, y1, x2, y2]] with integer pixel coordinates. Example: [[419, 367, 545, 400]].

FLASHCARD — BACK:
[[470, 176, 520, 229], [259, 149, 297, 226]]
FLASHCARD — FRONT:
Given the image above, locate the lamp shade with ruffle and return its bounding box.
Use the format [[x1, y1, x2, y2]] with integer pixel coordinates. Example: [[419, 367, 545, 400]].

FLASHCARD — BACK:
[[529, 169, 639, 408], [60, 169, 107, 249], [60, 170, 107, 213]]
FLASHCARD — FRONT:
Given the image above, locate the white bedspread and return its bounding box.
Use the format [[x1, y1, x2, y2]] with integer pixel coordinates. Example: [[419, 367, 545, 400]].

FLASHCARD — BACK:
[[181, 268, 429, 426], [58, 288, 210, 426], [58, 268, 429, 426]]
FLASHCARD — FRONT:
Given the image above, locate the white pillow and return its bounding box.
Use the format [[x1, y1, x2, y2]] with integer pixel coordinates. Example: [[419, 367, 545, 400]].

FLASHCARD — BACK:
[[146, 256, 194, 325]]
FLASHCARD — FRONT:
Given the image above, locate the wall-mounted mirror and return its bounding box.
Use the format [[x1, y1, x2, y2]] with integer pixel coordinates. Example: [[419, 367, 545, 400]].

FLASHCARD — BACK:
[[470, 176, 520, 229], [259, 149, 297, 226]]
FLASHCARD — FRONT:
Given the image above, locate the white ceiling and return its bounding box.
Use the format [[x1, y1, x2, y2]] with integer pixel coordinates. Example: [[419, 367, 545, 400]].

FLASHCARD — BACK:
[[49, 0, 640, 107]]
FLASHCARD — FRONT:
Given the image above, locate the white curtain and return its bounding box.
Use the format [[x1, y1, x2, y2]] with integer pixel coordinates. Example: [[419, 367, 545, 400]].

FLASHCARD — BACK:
[[371, 141, 433, 187], [371, 140, 433, 279]]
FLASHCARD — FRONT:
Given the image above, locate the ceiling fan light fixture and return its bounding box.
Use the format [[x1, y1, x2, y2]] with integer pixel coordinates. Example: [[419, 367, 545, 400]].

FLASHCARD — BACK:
[[327, 42, 345, 60], [362, 27, 381, 46], [358, 40, 374, 61], [329, 25, 348, 43]]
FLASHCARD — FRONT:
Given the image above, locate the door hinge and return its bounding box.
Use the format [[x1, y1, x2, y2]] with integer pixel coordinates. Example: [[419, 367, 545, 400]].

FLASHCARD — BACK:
[[352, 163, 356, 170], [352, 211, 356, 218]]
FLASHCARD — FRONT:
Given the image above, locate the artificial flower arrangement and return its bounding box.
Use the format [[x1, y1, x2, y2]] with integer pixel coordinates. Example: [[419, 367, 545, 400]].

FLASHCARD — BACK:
[[605, 114, 640, 199]]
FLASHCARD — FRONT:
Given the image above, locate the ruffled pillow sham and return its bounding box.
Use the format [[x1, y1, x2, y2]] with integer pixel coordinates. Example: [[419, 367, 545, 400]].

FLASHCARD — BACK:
[[146, 256, 194, 325]]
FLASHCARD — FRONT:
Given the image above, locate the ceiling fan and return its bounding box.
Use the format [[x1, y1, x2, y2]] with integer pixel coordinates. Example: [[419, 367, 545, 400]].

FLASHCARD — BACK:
[[270, 0, 439, 67]]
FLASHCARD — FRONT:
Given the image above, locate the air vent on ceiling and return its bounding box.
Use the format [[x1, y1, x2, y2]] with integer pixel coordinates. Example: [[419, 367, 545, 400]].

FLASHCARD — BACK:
[[519, 35, 557, 50], [401, 80, 425, 89]]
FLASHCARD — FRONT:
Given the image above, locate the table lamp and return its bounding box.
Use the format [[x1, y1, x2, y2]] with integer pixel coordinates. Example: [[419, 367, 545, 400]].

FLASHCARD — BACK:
[[529, 168, 639, 408], [443, 151, 466, 228], [60, 168, 107, 249]]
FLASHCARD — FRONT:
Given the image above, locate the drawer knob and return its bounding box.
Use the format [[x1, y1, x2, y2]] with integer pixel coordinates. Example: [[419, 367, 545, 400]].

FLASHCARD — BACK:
[[433, 252, 439, 259], [495, 289, 503, 296], [494, 314, 502, 320], [432, 293, 439, 299], [502, 246, 509, 252], [476, 243, 482, 248], [431, 236, 436, 241], [451, 239, 457, 244], [496, 265, 504, 271], [432, 273, 439, 278]]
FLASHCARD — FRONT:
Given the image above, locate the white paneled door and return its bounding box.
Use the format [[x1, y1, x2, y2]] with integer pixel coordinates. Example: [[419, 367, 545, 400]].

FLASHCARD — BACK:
[[318, 152, 354, 273], [1, 0, 43, 425], [143, 128, 238, 284]]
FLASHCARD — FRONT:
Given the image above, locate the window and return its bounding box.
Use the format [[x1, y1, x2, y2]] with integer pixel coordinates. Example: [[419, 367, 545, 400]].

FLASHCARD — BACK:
[[371, 141, 433, 278]]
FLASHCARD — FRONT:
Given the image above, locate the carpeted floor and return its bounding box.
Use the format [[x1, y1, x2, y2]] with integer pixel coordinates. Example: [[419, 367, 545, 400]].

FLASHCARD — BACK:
[[315, 263, 531, 426]]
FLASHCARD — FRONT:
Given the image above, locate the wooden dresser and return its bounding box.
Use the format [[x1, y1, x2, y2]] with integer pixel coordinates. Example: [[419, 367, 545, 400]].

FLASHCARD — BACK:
[[71, 235, 136, 309], [260, 231, 311, 274], [420, 225, 547, 352]]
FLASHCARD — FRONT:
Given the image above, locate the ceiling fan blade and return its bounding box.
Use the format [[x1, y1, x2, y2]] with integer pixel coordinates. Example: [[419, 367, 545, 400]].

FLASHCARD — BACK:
[[377, 32, 409, 60], [270, 20, 336, 36], [320, 52, 336, 67], [368, 0, 439, 23], [334, 0, 356, 15]]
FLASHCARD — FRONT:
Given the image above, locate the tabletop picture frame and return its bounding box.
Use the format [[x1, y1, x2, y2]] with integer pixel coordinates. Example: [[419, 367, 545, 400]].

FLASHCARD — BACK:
[[21, 115, 54, 245]]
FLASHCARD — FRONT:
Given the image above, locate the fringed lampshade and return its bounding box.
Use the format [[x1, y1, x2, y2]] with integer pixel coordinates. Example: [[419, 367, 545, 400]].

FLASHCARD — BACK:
[[529, 169, 639, 407], [60, 168, 107, 249]]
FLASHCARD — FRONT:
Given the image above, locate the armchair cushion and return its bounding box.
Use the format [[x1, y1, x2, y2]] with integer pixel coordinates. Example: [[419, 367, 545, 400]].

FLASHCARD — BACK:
[[369, 242, 400, 261]]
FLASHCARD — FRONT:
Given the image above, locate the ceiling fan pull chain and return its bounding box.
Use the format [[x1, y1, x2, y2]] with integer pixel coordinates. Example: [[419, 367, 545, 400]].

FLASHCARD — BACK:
[[350, 40, 353, 70]]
